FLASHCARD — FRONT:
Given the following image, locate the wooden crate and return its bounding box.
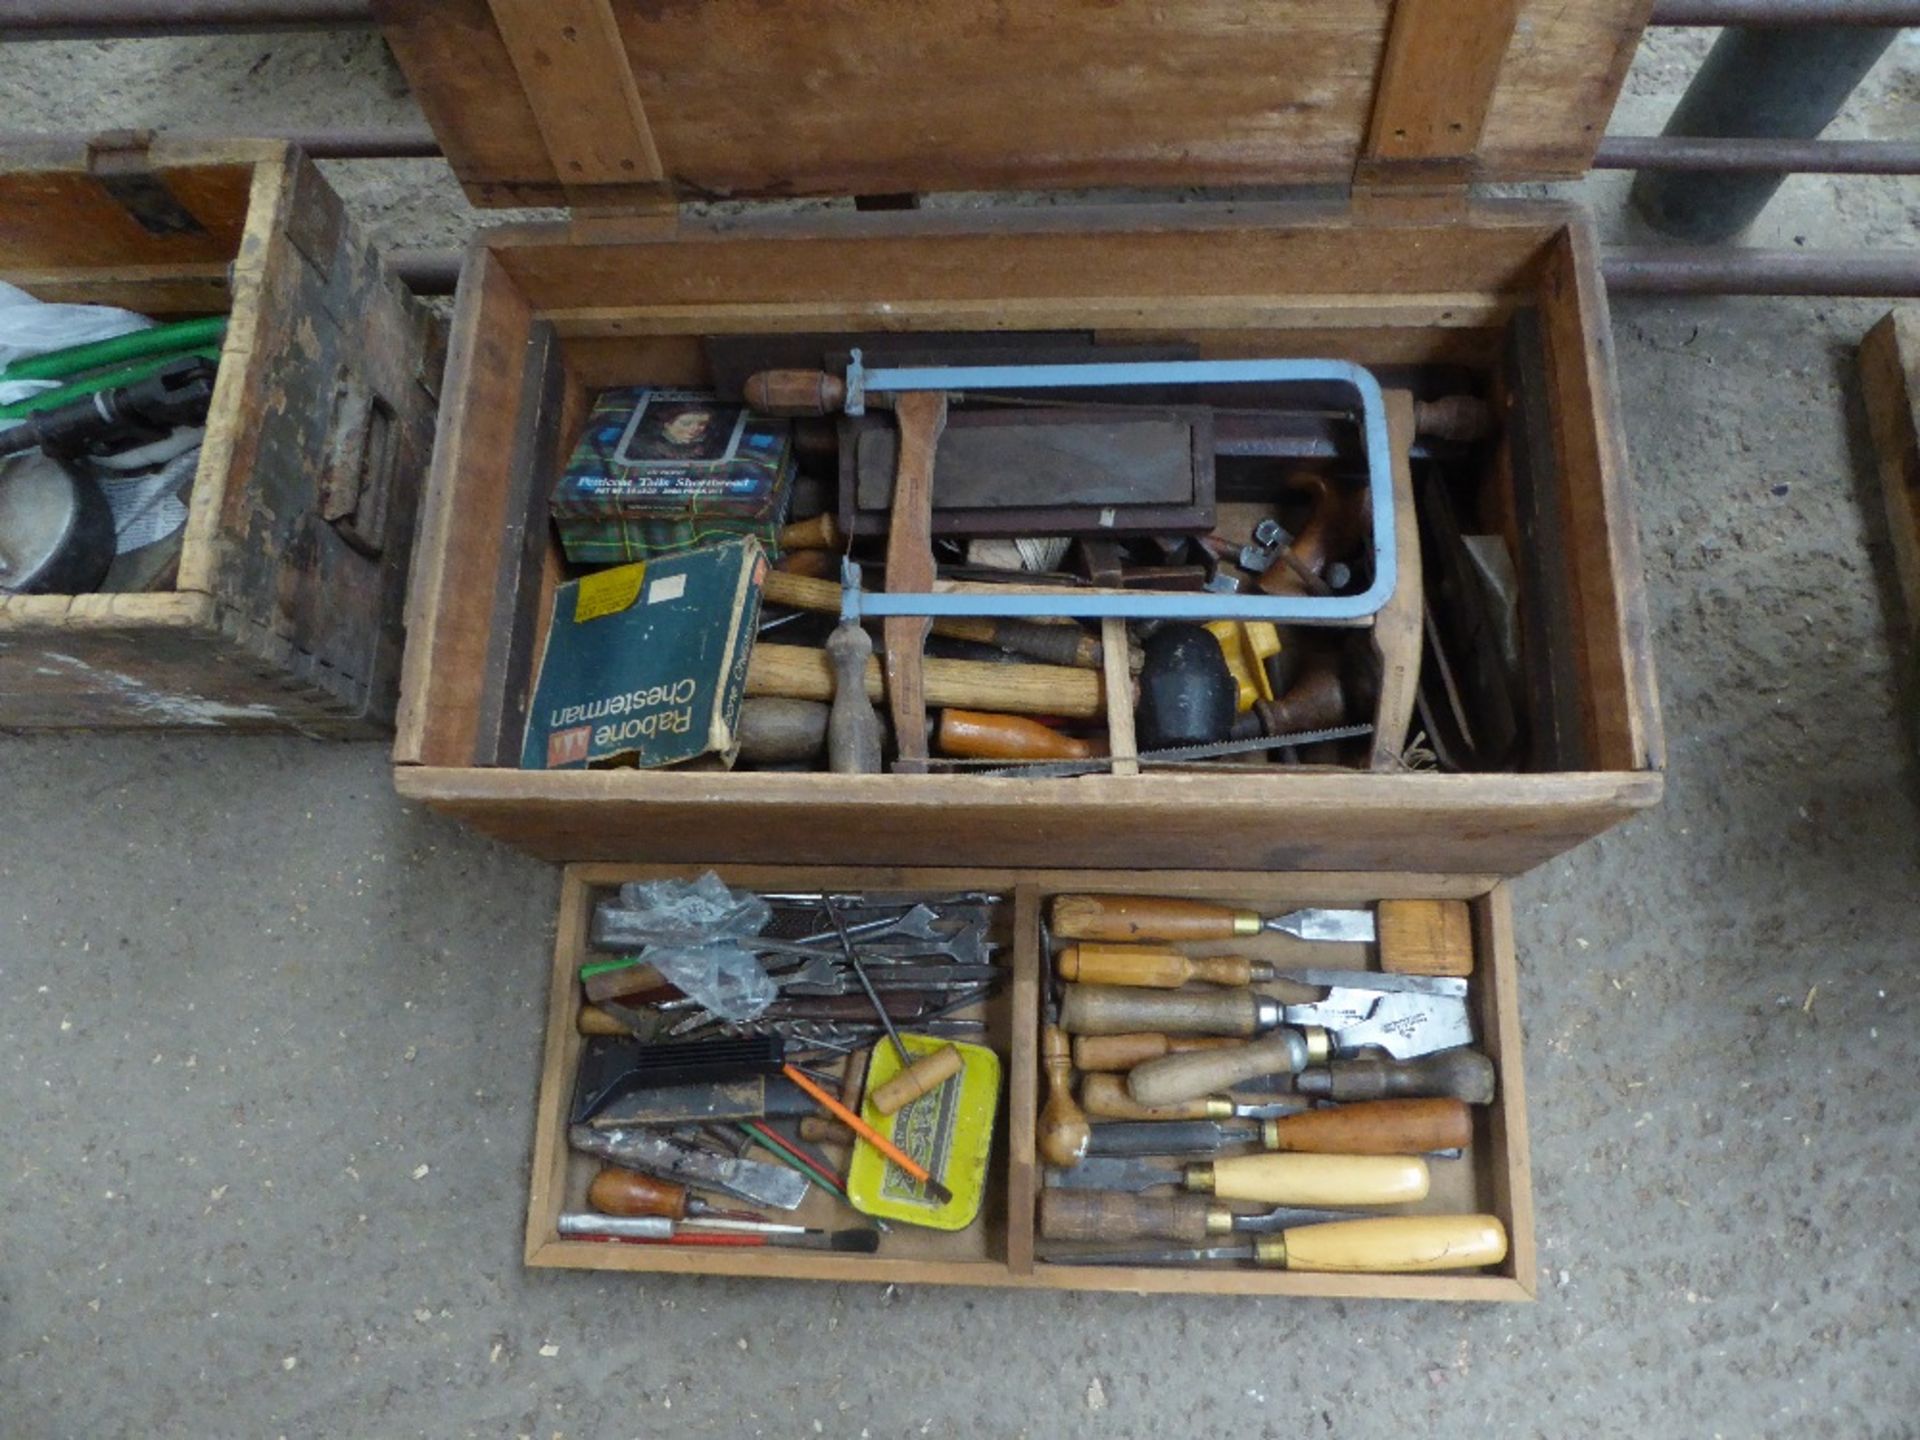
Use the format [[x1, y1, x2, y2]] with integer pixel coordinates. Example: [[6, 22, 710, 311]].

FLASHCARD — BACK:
[[529, 864, 1534, 1303], [377, 0, 1665, 874], [0, 136, 441, 734]]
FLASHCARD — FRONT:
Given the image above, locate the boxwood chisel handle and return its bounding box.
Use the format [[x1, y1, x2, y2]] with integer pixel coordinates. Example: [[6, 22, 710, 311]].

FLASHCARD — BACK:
[[1057, 943, 1273, 989], [1040, 1189, 1218, 1244], [870, 1043, 964, 1117], [1039, 1024, 1092, 1166], [1128, 1030, 1310, 1106], [1059, 983, 1277, 1037], [1051, 894, 1255, 942], [1376, 899, 1475, 977], [1195, 1153, 1429, 1206], [1071, 1033, 1241, 1072], [1269, 1214, 1507, 1272], [1295, 1048, 1498, 1105], [1079, 1073, 1244, 1121]]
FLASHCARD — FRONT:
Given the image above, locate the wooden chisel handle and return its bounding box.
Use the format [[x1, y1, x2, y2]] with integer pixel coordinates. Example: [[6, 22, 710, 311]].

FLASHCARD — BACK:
[[1051, 894, 1254, 942], [1080, 1073, 1237, 1121], [1059, 984, 1267, 1037], [748, 644, 1105, 719], [577, 1006, 627, 1037], [799, 1116, 854, 1145], [1038, 1025, 1091, 1166], [938, 710, 1094, 761], [1267, 1099, 1472, 1154], [1201, 1153, 1429, 1206], [1274, 1214, 1507, 1273], [1295, 1048, 1497, 1105], [744, 369, 847, 415], [1128, 1031, 1309, 1106], [1040, 1189, 1216, 1245], [870, 1043, 964, 1116], [776, 513, 841, 551], [1072, 1033, 1241, 1072], [1057, 943, 1268, 989]]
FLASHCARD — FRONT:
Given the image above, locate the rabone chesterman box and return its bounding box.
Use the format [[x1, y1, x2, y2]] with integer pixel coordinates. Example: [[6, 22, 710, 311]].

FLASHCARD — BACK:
[[372, 0, 1663, 1300]]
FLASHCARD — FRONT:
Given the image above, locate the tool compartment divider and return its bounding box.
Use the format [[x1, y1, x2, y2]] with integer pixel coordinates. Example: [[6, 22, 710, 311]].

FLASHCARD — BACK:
[[1008, 883, 1043, 1275]]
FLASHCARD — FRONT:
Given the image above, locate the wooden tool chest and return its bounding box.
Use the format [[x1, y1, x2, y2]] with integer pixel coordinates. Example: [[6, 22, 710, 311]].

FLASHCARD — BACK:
[[0, 137, 440, 734], [371, 0, 1663, 1300], [379, 0, 1665, 876]]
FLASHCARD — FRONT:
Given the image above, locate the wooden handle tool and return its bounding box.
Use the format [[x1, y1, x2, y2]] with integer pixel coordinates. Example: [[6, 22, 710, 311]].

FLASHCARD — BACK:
[[1038, 1025, 1092, 1167], [1197, 1152, 1429, 1206], [1040, 1190, 1227, 1245], [763, 570, 1099, 669], [1265, 1098, 1472, 1154], [736, 697, 830, 765], [870, 1043, 964, 1116], [1377, 899, 1474, 977], [577, 1006, 627, 1037], [748, 643, 1104, 719], [1071, 1033, 1240, 1072], [1296, 1049, 1497, 1105], [776, 513, 841, 551], [824, 621, 884, 774], [1057, 942, 1273, 989], [1041, 1214, 1508, 1272], [1128, 1031, 1310, 1106], [1059, 983, 1279, 1038], [743, 369, 847, 416], [937, 710, 1094, 761], [882, 389, 947, 772], [1051, 894, 1255, 942], [1080, 1073, 1247, 1121], [587, 1166, 695, 1220]]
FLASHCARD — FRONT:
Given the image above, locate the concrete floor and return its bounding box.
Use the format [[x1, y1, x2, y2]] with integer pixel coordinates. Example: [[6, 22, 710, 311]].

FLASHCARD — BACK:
[[3, 26, 1919, 1440]]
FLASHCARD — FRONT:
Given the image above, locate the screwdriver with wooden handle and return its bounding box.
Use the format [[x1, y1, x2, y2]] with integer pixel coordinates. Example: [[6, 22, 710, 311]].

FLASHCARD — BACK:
[[1041, 1152, 1429, 1206], [588, 1166, 737, 1221], [1083, 1100, 1473, 1159], [1041, 1214, 1509, 1272]]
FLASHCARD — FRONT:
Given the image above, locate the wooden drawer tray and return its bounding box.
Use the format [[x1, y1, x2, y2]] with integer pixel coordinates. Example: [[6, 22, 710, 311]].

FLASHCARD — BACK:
[[393, 201, 1663, 875], [527, 863, 1533, 1302], [0, 137, 441, 734]]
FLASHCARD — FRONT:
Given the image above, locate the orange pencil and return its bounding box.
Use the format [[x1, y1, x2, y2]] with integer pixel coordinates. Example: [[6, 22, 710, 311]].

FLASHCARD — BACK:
[[781, 1063, 955, 1206]]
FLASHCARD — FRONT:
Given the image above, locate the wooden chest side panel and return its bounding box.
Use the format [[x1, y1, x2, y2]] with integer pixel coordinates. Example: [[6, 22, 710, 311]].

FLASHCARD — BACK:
[[193, 153, 442, 728]]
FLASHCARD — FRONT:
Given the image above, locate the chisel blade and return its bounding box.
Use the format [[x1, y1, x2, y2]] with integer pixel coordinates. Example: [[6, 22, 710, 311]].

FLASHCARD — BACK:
[[1270, 908, 1375, 943], [1285, 990, 1474, 1060], [1085, 1120, 1251, 1158], [1043, 1156, 1186, 1192], [1281, 969, 1468, 997], [1043, 1244, 1255, 1267]]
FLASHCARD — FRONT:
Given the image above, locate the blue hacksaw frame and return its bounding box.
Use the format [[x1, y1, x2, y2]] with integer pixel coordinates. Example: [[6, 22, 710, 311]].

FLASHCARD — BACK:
[[835, 350, 1396, 623]]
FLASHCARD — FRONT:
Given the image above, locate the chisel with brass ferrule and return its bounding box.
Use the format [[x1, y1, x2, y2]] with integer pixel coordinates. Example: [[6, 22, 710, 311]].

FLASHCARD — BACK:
[[1040, 1214, 1509, 1272], [1042, 1152, 1429, 1206], [1048, 897, 1475, 977], [1085, 1100, 1473, 1159]]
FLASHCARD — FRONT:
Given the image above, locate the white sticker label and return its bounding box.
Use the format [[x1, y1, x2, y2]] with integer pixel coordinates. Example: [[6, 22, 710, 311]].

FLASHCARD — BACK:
[[1098, 507, 1117, 529], [646, 573, 688, 604]]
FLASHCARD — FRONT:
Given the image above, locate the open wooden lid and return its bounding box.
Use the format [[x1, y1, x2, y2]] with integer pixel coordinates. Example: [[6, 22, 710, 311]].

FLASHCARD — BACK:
[[374, 0, 1649, 209]]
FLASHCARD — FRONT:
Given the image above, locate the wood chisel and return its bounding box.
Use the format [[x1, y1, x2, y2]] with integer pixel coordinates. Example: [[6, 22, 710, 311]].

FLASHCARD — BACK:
[[1040, 1189, 1357, 1243], [1049, 897, 1474, 977], [1062, 973, 1471, 1065], [1085, 1100, 1472, 1159], [1040, 1214, 1509, 1272], [567, 1125, 811, 1210], [1042, 1152, 1429, 1206], [1079, 1073, 1306, 1121]]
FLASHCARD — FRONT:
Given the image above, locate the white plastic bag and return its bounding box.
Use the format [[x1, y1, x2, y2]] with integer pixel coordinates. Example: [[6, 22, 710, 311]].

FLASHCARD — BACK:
[[0, 281, 152, 407]]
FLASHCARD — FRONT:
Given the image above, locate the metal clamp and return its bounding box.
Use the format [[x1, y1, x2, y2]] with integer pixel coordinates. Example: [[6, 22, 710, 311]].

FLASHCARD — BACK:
[[837, 354, 1395, 624]]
